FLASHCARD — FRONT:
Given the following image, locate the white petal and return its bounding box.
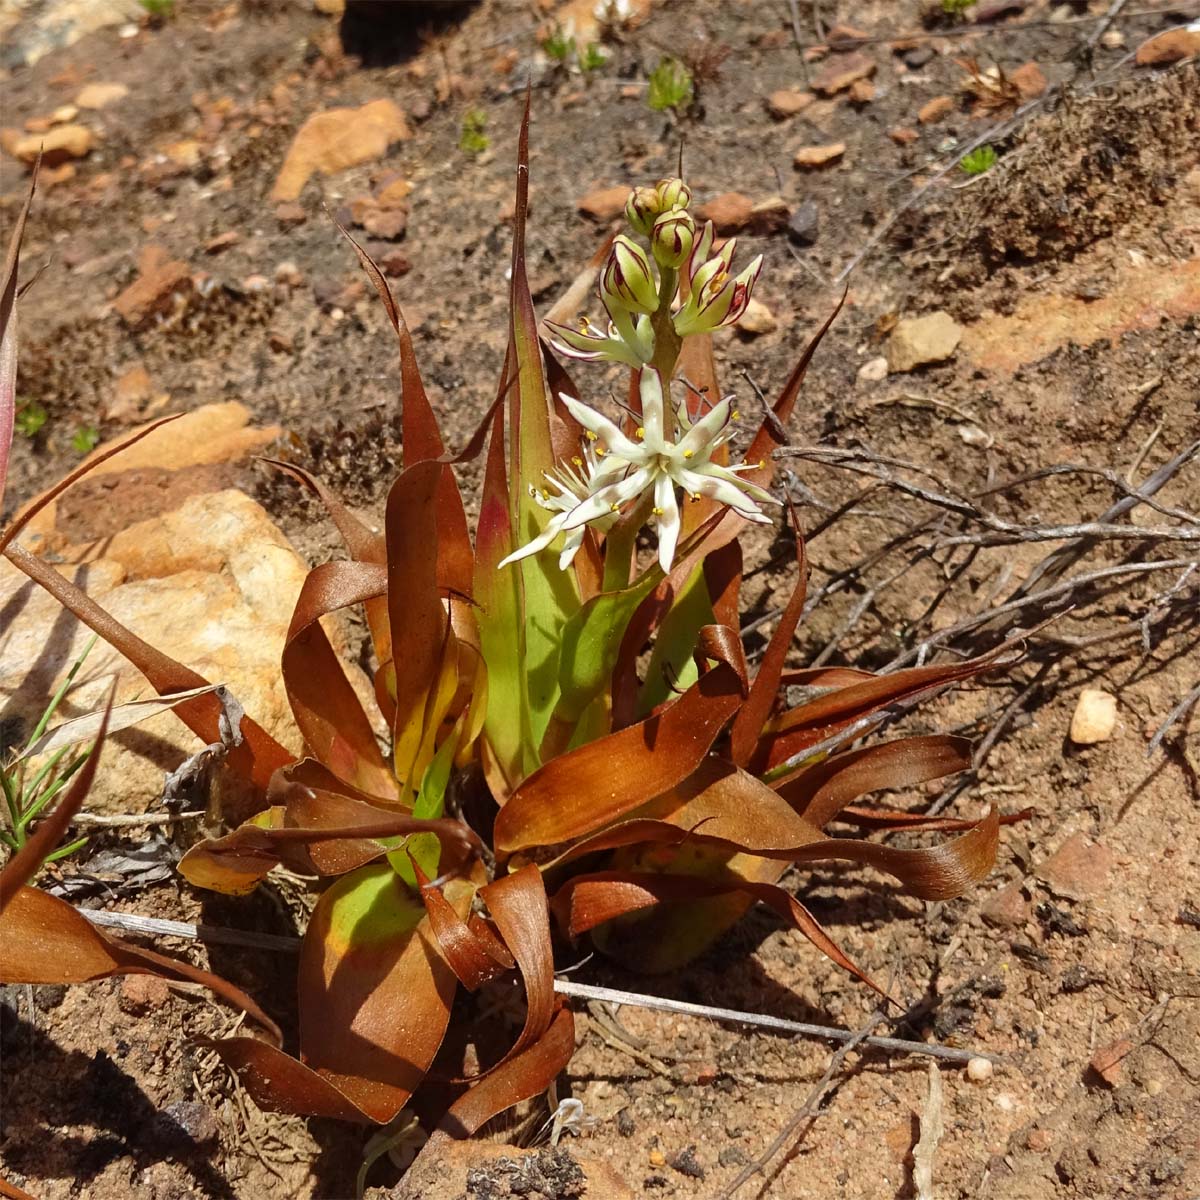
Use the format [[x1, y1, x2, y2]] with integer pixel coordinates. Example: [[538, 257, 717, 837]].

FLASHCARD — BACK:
[[497, 519, 564, 569], [559, 393, 643, 459], [674, 466, 768, 518], [676, 397, 731, 459], [700, 461, 777, 505], [561, 466, 654, 529], [654, 472, 681, 572], [639, 367, 667, 445]]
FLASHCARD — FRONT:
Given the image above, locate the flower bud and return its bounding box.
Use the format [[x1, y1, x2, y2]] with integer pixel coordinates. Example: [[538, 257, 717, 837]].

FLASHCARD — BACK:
[[651, 208, 695, 269], [624, 186, 660, 236], [600, 235, 659, 315], [655, 177, 692, 212]]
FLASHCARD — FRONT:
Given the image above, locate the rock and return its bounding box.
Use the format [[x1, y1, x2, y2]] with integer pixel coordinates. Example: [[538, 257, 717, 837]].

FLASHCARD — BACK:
[[1069, 688, 1117, 744], [274, 201, 307, 228], [966, 1057, 994, 1083], [1089, 1037, 1134, 1087], [359, 205, 408, 240], [375, 248, 412, 278], [694, 192, 754, 234], [154, 1101, 220, 1151], [0, 489, 314, 820], [113, 245, 193, 330], [885, 311, 962, 372], [856, 355, 888, 383], [766, 87, 815, 118], [748, 196, 790, 236], [1134, 29, 1200, 66], [12, 123, 93, 166], [848, 78, 876, 103], [274, 261, 304, 287], [889, 125, 919, 145], [75, 81, 130, 109], [203, 231, 240, 255], [981, 881, 1030, 928], [270, 98, 411, 203], [107, 363, 156, 422], [119, 974, 170, 1015], [1035, 833, 1114, 901], [826, 23, 870, 47], [1010, 61, 1048, 100], [904, 46, 935, 69], [375, 173, 412, 205], [794, 142, 845, 169], [52, 104, 79, 124], [918, 95, 955, 124], [787, 200, 820, 246], [164, 139, 202, 168], [810, 51, 876, 96], [576, 183, 630, 222], [1100, 29, 1125, 50], [393, 1138, 633, 1200], [737, 298, 777, 335]]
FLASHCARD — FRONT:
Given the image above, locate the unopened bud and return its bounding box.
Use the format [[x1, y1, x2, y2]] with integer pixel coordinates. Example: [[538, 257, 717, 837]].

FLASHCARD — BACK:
[[656, 177, 692, 212], [601, 235, 659, 314], [624, 186, 660, 236], [651, 208, 695, 268]]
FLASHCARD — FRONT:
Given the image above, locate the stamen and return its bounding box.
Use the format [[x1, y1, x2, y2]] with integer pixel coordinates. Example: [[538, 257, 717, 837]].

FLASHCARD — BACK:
[[585, 431, 598, 441], [635, 427, 645, 439], [683, 449, 694, 459]]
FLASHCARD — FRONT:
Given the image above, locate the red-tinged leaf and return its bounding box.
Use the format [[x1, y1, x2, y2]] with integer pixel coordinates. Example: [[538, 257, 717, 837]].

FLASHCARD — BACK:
[[1, 1173, 37, 1200], [778, 665, 876, 689], [762, 648, 1010, 775], [540, 756, 1000, 901], [262, 460, 391, 685], [435, 1003, 576, 1139], [838, 804, 1034, 833], [416, 866, 513, 991], [478, 866, 555, 1059], [3, 544, 293, 819], [179, 760, 482, 893], [294, 863, 457, 1123], [703, 539, 743, 631], [1, 415, 184, 558], [777, 735, 973, 828], [551, 870, 888, 997], [0, 159, 37, 515], [338, 223, 473, 596], [0, 686, 112, 912], [0, 887, 282, 1040], [729, 523, 807, 767], [282, 559, 394, 797], [493, 659, 746, 853]]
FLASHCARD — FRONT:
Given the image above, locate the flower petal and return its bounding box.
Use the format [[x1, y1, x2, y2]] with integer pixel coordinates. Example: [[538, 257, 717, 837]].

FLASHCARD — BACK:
[[654, 472, 681, 572], [559, 393, 643, 459]]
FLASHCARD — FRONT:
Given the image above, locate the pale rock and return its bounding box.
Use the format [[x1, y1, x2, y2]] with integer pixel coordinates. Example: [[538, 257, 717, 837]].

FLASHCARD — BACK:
[[737, 298, 777, 335], [810, 51, 876, 96], [886, 311, 962, 372], [1009, 61, 1047, 100], [270, 99, 411, 203], [314, 0, 344, 13], [12, 123, 93, 165], [966, 1057, 994, 1082], [918, 95, 955, 124], [749, 196, 790, 236], [0, 490, 311, 816], [1134, 29, 1200, 66], [766, 87, 815, 119], [52, 104, 79, 124], [576, 183, 630, 222], [113, 244, 193, 329], [1069, 687, 1116, 744], [856, 355, 889, 383], [75, 81, 130, 109], [981, 881, 1030, 928], [794, 142, 846, 169], [694, 191, 754, 234]]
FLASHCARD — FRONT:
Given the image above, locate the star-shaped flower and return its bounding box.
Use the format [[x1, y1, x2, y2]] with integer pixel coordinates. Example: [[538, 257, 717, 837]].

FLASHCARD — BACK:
[[499, 367, 774, 573]]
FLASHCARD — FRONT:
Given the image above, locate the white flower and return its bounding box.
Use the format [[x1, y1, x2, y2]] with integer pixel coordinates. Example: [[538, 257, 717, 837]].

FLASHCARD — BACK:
[[499, 368, 774, 574], [544, 300, 655, 368]]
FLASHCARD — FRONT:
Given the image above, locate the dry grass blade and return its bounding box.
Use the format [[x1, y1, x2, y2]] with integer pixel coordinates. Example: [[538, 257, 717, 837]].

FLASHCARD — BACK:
[[913, 1061, 946, 1200]]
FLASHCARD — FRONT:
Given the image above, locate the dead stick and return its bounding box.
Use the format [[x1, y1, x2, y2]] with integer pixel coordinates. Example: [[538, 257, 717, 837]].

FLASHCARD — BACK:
[[75, 909, 997, 1065]]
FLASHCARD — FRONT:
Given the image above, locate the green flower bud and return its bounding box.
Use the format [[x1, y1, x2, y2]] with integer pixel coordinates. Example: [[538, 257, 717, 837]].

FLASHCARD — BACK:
[[655, 177, 692, 213], [624, 186, 660, 236], [600, 234, 659, 315], [651, 208, 695, 269]]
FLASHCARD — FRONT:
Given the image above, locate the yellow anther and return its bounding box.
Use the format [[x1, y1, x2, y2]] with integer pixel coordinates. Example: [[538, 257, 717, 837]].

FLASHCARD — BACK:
[[636, 427, 645, 439], [652, 506, 663, 516], [595, 446, 606, 457], [610, 502, 620, 512], [683, 449, 694, 459], [572, 455, 583, 466], [731, 410, 740, 420], [690, 493, 700, 502], [585, 430, 598, 441]]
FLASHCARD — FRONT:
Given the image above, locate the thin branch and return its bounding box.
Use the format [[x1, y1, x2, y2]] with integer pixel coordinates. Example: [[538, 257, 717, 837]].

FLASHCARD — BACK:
[[717, 1008, 887, 1199], [73, 909, 998, 1065], [1147, 681, 1200, 756], [70, 810, 205, 828]]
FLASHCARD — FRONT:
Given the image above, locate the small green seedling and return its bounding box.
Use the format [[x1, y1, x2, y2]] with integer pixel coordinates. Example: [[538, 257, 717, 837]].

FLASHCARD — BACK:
[[459, 109, 489, 156], [0, 639, 97, 868], [139, 0, 175, 19], [941, 0, 976, 15], [541, 27, 576, 64], [71, 426, 100, 454], [15, 400, 47, 438], [578, 43, 608, 73], [647, 56, 694, 114], [960, 144, 998, 176]]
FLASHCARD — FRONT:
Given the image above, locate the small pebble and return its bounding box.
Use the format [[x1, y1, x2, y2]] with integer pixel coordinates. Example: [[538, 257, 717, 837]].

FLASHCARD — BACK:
[[967, 1056, 994, 1082], [1069, 687, 1116, 745], [857, 355, 889, 383]]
